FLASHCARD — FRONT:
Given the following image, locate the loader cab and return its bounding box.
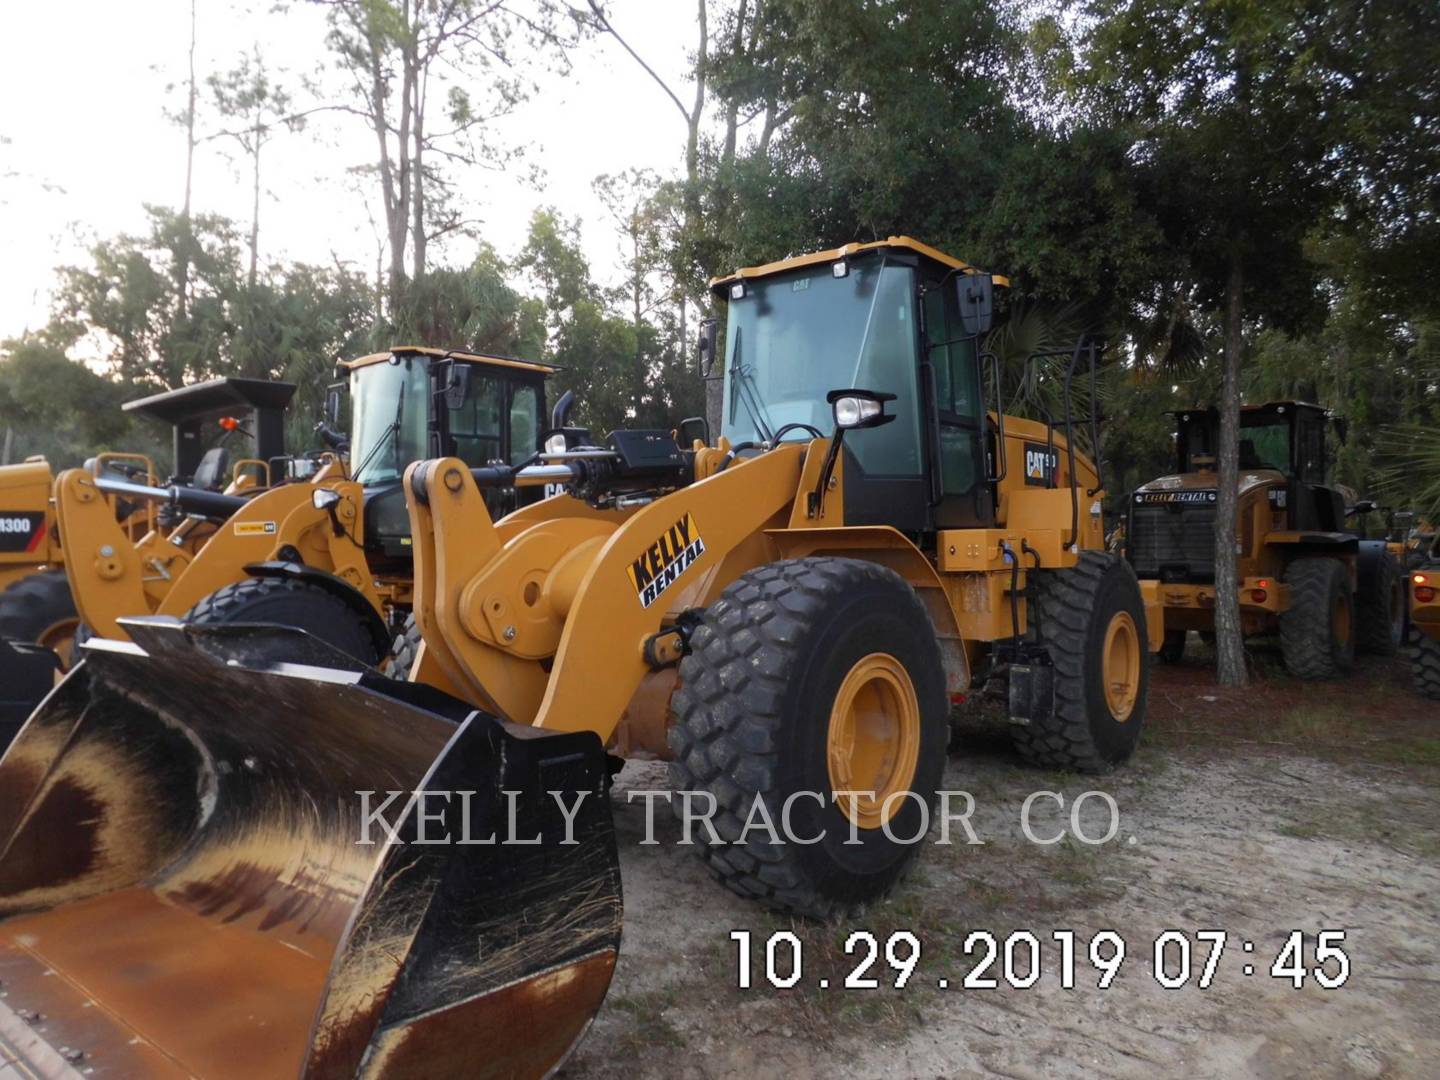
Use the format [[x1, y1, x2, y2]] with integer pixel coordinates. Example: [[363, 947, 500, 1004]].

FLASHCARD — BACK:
[[1169, 401, 1346, 532], [343, 347, 551, 561], [712, 238, 999, 536], [122, 376, 297, 488]]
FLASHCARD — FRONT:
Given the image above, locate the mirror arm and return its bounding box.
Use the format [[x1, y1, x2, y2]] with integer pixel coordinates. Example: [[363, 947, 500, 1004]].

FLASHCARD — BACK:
[[808, 431, 846, 519]]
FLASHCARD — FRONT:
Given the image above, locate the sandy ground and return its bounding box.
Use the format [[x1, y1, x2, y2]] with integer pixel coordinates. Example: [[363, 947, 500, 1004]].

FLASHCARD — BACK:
[[561, 651, 1440, 1079]]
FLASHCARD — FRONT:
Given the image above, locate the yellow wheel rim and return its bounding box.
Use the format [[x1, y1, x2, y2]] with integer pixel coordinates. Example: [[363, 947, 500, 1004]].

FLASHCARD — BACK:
[[37, 617, 79, 674], [1333, 594, 1351, 647], [826, 652, 921, 830], [1102, 611, 1141, 722]]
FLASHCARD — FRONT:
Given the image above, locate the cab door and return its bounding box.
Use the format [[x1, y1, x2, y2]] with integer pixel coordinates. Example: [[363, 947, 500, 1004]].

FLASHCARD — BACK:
[[922, 280, 993, 528]]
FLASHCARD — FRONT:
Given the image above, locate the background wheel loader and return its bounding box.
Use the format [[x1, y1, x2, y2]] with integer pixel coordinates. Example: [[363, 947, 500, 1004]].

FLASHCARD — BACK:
[[0, 377, 295, 743], [1126, 402, 1404, 677], [0, 238, 1154, 1078], [56, 347, 553, 670]]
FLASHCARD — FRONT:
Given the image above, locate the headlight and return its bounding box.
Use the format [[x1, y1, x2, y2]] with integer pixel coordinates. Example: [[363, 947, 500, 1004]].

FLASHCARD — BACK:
[[833, 395, 881, 429], [545, 433, 568, 455]]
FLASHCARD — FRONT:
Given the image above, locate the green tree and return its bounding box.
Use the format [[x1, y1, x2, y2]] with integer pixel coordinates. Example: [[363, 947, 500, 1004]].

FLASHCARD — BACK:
[[1068, 0, 1339, 686], [517, 209, 702, 433]]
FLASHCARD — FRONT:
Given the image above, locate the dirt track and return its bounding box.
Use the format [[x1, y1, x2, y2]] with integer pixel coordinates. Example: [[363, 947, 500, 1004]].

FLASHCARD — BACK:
[[561, 650, 1440, 1079]]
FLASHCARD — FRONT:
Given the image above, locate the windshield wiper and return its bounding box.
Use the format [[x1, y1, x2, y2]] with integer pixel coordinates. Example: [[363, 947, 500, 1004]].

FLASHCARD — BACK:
[[727, 328, 775, 444]]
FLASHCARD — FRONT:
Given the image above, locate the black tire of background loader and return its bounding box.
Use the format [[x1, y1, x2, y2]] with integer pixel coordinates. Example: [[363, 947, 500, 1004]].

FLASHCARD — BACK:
[[1278, 558, 1355, 679], [185, 577, 382, 665], [1356, 552, 1403, 656], [383, 614, 422, 679], [1408, 628, 1440, 701], [1158, 629, 1187, 664], [0, 570, 78, 664], [667, 558, 948, 920], [1009, 551, 1149, 773]]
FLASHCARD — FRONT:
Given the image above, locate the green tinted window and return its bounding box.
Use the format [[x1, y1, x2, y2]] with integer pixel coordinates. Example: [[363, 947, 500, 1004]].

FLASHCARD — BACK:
[[1239, 421, 1290, 474], [510, 384, 539, 465]]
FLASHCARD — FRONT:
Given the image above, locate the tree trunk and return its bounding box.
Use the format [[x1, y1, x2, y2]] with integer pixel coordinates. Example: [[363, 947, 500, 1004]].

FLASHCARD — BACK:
[[410, 63, 427, 284], [248, 116, 261, 290], [176, 0, 198, 323], [1213, 249, 1248, 686]]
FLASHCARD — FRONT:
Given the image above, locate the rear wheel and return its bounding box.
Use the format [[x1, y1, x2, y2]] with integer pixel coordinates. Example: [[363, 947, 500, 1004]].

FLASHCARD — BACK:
[[668, 558, 947, 919], [1010, 551, 1149, 773], [185, 577, 382, 666], [1279, 558, 1355, 679], [1408, 628, 1440, 701], [1158, 629, 1187, 664], [0, 570, 79, 670], [1356, 553, 1404, 656]]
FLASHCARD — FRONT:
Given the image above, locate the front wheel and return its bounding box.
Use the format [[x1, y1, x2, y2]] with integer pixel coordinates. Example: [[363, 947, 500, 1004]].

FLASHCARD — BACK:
[[1279, 558, 1355, 679], [1010, 551, 1149, 773], [185, 577, 383, 666], [0, 570, 79, 670], [668, 558, 948, 919]]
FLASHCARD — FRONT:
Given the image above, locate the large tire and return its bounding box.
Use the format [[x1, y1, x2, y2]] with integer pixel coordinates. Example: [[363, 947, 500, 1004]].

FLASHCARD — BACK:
[[185, 577, 382, 665], [1279, 558, 1355, 679], [384, 614, 422, 679], [668, 558, 948, 919], [0, 569, 79, 668], [1158, 629, 1187, 664], [1010, 551, 1149, 773], [1356, 552, 1404, 656], [1408, 628, 1440, 701]]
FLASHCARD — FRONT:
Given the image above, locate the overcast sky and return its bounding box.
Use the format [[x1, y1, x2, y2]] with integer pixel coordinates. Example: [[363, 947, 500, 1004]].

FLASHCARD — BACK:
[[0, 0, 699, 341]]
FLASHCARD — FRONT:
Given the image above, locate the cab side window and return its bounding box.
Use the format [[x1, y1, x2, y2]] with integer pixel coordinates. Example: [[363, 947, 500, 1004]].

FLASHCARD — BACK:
[[509, 384, 539, 465], [448, 376, 503, 468]]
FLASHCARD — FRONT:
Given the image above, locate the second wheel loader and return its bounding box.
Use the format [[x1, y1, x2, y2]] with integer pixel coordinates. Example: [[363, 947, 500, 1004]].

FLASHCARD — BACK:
[[0, 238, 1155, 1078], [53, 347, 553, 667], [1127, 402, 1404, 677]]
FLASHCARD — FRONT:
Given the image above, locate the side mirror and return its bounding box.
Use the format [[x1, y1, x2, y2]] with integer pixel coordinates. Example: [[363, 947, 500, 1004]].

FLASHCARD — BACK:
[[678, 416, 710, 447], [957, 272, 994, 336], [1333, 416, 1349, 445], [827, 388, 897, 431], [443, 363, 472, 409], [324, 385, 343, 426], [697, 318, 719, 377]]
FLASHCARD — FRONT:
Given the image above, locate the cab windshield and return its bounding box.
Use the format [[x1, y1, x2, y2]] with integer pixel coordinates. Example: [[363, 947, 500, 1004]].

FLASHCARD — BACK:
[[350, 357, 430, 484], [720, 258, 921, 476], [1239, 418, 1291, 474]]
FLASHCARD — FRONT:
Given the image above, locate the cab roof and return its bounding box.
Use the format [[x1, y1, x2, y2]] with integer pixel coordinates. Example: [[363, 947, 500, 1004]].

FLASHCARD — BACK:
[[708, 236, 1010, 290], [122, 377, 296, 424], [341, 346, 555, 376], [1170, 401, 1330, 420]]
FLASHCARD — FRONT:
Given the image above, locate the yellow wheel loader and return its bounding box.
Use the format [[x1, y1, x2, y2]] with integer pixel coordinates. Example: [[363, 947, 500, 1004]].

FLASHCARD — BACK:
[[0, 239, 1154, 1078], [54, 348, 554, 670], [0, 377, 295, 742], [1127, 402, 1405, 675]]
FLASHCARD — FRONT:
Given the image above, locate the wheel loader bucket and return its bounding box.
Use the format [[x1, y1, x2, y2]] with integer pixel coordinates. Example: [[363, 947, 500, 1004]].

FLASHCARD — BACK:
[[0, 619, 622, 1079]]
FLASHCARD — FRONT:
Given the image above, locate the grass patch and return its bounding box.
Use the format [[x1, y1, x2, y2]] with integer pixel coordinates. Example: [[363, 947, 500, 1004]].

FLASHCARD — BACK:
[[606, 989, 687, 1054]]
